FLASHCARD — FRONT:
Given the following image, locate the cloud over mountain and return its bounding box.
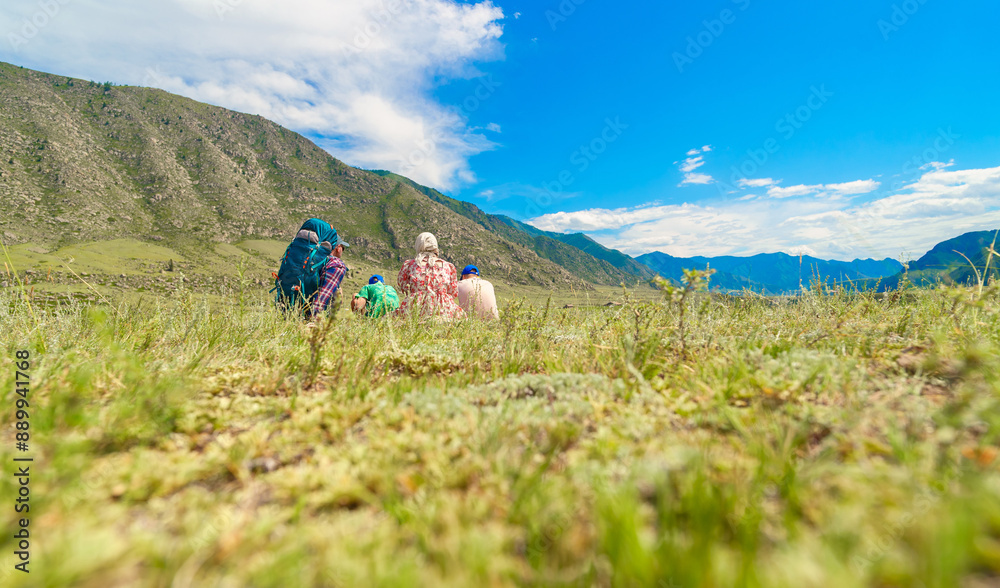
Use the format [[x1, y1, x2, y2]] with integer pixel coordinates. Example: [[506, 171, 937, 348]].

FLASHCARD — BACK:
[[0, 0, 505, 190], [528, 165, 1000, 260]]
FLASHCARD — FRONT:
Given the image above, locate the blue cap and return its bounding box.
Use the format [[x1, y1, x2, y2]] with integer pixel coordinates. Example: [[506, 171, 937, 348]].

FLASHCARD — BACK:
[[369, 275, 384, 284], [461, 265, 480, 276]]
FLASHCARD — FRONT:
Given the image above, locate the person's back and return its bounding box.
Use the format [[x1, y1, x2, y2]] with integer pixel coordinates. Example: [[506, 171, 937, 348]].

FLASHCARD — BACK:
[[457, 265, 499, 319], [354, 275, 400, 318], [274, 218, 350, 318], [396, 232, 464, 320]]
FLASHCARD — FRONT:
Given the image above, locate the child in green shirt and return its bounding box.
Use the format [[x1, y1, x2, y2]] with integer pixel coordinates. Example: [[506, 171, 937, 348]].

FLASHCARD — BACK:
[[352, 275, 401, 318]]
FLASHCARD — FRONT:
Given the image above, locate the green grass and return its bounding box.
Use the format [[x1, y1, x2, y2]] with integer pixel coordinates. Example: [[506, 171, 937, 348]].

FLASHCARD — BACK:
[[5, 240, 188, 275], [4, 236, 653, 314], [1, 278, 999, 587], [237, 240, 288, 261]]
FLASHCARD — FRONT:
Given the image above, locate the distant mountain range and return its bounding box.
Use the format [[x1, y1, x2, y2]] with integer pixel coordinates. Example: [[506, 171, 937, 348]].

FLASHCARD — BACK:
[[636, 251, 904, 294], [635, 229, 1000, 294]]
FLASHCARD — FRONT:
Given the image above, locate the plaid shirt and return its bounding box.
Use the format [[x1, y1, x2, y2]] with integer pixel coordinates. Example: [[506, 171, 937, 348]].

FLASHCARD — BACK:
[[312, 255, 347, 313]]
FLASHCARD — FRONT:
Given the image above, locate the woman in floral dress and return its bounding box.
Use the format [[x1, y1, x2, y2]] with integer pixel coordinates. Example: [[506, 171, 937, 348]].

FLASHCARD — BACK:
[[396, 232, 465, 320]]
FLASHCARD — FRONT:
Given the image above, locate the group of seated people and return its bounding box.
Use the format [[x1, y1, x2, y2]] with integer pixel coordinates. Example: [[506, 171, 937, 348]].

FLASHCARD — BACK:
[[327, 231, 499, 321]]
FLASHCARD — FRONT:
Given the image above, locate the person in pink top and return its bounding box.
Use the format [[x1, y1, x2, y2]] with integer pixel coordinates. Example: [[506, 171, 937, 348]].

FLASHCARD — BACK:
[[396, 232, 465, 320]]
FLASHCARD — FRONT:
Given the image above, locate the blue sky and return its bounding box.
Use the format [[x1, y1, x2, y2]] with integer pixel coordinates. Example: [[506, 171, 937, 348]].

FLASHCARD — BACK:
[[2, 0, 999, 260]]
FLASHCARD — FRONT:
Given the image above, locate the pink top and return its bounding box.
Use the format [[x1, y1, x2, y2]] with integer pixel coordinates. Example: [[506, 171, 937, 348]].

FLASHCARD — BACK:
[[396, 258, 465, 320]]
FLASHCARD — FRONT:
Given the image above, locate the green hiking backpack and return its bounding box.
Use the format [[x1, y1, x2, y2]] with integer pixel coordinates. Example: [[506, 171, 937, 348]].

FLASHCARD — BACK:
[[273, 218, 339, 314]]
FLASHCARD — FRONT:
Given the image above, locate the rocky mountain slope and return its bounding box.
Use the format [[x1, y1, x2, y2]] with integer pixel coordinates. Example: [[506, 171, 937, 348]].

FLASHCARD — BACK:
[[370, 171, 652, 285], [0, 62, 609, 288]]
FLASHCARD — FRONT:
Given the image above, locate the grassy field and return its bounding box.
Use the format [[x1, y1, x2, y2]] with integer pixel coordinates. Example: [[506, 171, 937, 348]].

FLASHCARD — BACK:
[[1, 267, 999, 587], [0, 237, 657, 312]]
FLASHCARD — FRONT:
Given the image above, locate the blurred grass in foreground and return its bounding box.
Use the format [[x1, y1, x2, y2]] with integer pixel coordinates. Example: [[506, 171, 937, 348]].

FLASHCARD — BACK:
[[0, 280, 999, 588]]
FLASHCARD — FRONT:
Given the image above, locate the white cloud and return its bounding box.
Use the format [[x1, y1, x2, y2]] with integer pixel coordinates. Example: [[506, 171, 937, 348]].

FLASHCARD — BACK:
[[529, 204, 676, 233], [825, 179, 881, 195], [486, 122, 502, 133], [682, 173, 714, 185], [527, 164, 1000, 260], [765, 179, 879, 199], [680, 156, 705, 173], [0, 0, 505, 190], [921, 160, 954, 172], [678, 145, 714, 185], [787, 245, 819, 257], [767, 184, 825, 198], [737, 178, 778, 188]]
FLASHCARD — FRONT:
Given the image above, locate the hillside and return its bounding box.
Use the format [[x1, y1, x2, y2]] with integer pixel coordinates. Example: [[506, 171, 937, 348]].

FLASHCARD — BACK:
[[493, 216, 655, 279], [370, 170, 652, 285], [879, 229, 1000, 289], [0, 61, 607, 289], [637, 251, 903, 294]]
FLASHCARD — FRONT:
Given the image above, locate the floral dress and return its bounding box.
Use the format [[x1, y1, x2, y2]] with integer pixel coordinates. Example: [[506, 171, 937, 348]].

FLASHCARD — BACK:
[[396, 258, 465, 320]]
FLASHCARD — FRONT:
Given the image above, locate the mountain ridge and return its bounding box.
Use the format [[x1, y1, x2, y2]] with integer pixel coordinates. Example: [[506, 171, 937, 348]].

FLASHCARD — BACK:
[[369, 170, 654, 285], [880, 229, 1000, 289], [0, 61, 626, 289], [636, 250, 904, 294]]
